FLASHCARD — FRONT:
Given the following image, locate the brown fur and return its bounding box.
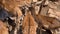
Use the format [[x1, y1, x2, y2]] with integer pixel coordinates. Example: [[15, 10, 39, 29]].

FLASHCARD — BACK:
[[22, 12, 37, 34], [36, 14, 60, 29], [34, 14, 60, 34], [0, 0, 22, 17], [0, 0, 23, 34], [0, 20, 9, 34]]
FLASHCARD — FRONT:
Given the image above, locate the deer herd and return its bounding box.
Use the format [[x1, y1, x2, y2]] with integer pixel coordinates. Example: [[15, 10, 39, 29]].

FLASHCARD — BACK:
[[0, 0, 60, 34]]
